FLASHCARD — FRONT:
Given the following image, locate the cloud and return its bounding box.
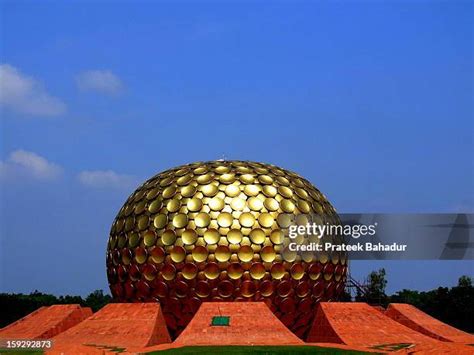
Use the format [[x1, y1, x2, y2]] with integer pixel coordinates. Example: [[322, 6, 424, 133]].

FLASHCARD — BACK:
[[0, 150, 63, 181], [75, 70, 124, 95], [77, 170, 136, 189], [0, 64, 66, 116]]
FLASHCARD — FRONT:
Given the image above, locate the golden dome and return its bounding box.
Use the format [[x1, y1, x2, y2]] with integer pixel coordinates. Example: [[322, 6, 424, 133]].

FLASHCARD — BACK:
[[106, 160, 347, 339]]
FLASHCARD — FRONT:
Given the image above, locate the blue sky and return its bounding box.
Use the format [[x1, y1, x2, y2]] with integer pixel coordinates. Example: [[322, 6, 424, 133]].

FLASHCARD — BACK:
[[0, 1, 472, 296]]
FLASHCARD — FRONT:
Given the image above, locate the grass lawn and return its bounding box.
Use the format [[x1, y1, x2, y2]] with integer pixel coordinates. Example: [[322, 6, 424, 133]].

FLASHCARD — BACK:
[[148, 346, 374, 354], [0, 350, 43, 354]]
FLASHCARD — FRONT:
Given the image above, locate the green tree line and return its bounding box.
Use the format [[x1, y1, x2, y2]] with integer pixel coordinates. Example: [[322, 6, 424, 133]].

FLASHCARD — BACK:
[[0, 289, 111, 328]]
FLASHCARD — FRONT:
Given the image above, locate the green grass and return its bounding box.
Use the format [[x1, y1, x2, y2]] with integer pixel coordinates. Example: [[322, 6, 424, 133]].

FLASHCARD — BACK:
[[84, 343, 126, 353], [370, 343, 414, 351], [147, 345, 374, 354], [0, 349, 43, 354]]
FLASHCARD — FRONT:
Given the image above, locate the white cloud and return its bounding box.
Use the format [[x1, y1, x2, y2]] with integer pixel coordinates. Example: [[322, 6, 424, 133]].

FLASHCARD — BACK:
[[0, 150, 62, 181], [77, 170, 136, 189], [76, 70, 124, 95], [0, 64, 66, 116]]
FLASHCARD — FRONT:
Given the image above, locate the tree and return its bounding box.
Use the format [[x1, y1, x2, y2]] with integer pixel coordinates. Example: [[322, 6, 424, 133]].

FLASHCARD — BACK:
[[0, 289, 112, 328], [366, 268, 388, 306], [458, 275, 472, 288], [339, 289, 352, 302], [391, 289, 421, 305], [84, 289, 112, 312]]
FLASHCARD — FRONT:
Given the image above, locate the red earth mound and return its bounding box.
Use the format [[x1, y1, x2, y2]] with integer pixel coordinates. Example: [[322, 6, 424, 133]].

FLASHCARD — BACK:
[[307, 302, 473, 354], [0, 304, 92, 340], [49, 303, 170, 353], [385, 303, 474, 344], [173, 302, 303, 346]]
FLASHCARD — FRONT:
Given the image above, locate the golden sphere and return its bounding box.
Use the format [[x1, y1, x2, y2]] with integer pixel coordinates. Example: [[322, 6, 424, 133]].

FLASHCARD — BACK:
[[106, 160, 347, 339]]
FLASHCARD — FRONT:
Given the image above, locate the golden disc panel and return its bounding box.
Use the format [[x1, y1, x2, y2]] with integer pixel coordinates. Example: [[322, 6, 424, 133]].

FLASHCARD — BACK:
[[264, 198, 279, 211], [225, 184, 240, 197], [262, 185, 277, 197], [249, 228, 266, 244], [166, 199, 181, 213], [162, 230, 177, 246], [249, 262, 265, 279], [172, 214, 188, 228], [215, 245, 231, 262], [182, 229, 198, 245], [217, 212, 233, 227], [239, 212, 255, 228], [228, 262, 244, 279], [248, 197, 263, 211], [204, 262, 219, 279], [181, 185, 197, 197], [148, 199, 163, 213], [195, 213, 211, 228], [258, 213, 274, 228], [227, 229, 243, 244], [143, 230, 156, 247], [187, 198, 202, 212], [209, 197, 225, 211], [192, 245, 208, 262], [238, 245, 254, 262], [203, 229, 220, 244], [153, 214, 167, 229], [261, 245, 276, 262]]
